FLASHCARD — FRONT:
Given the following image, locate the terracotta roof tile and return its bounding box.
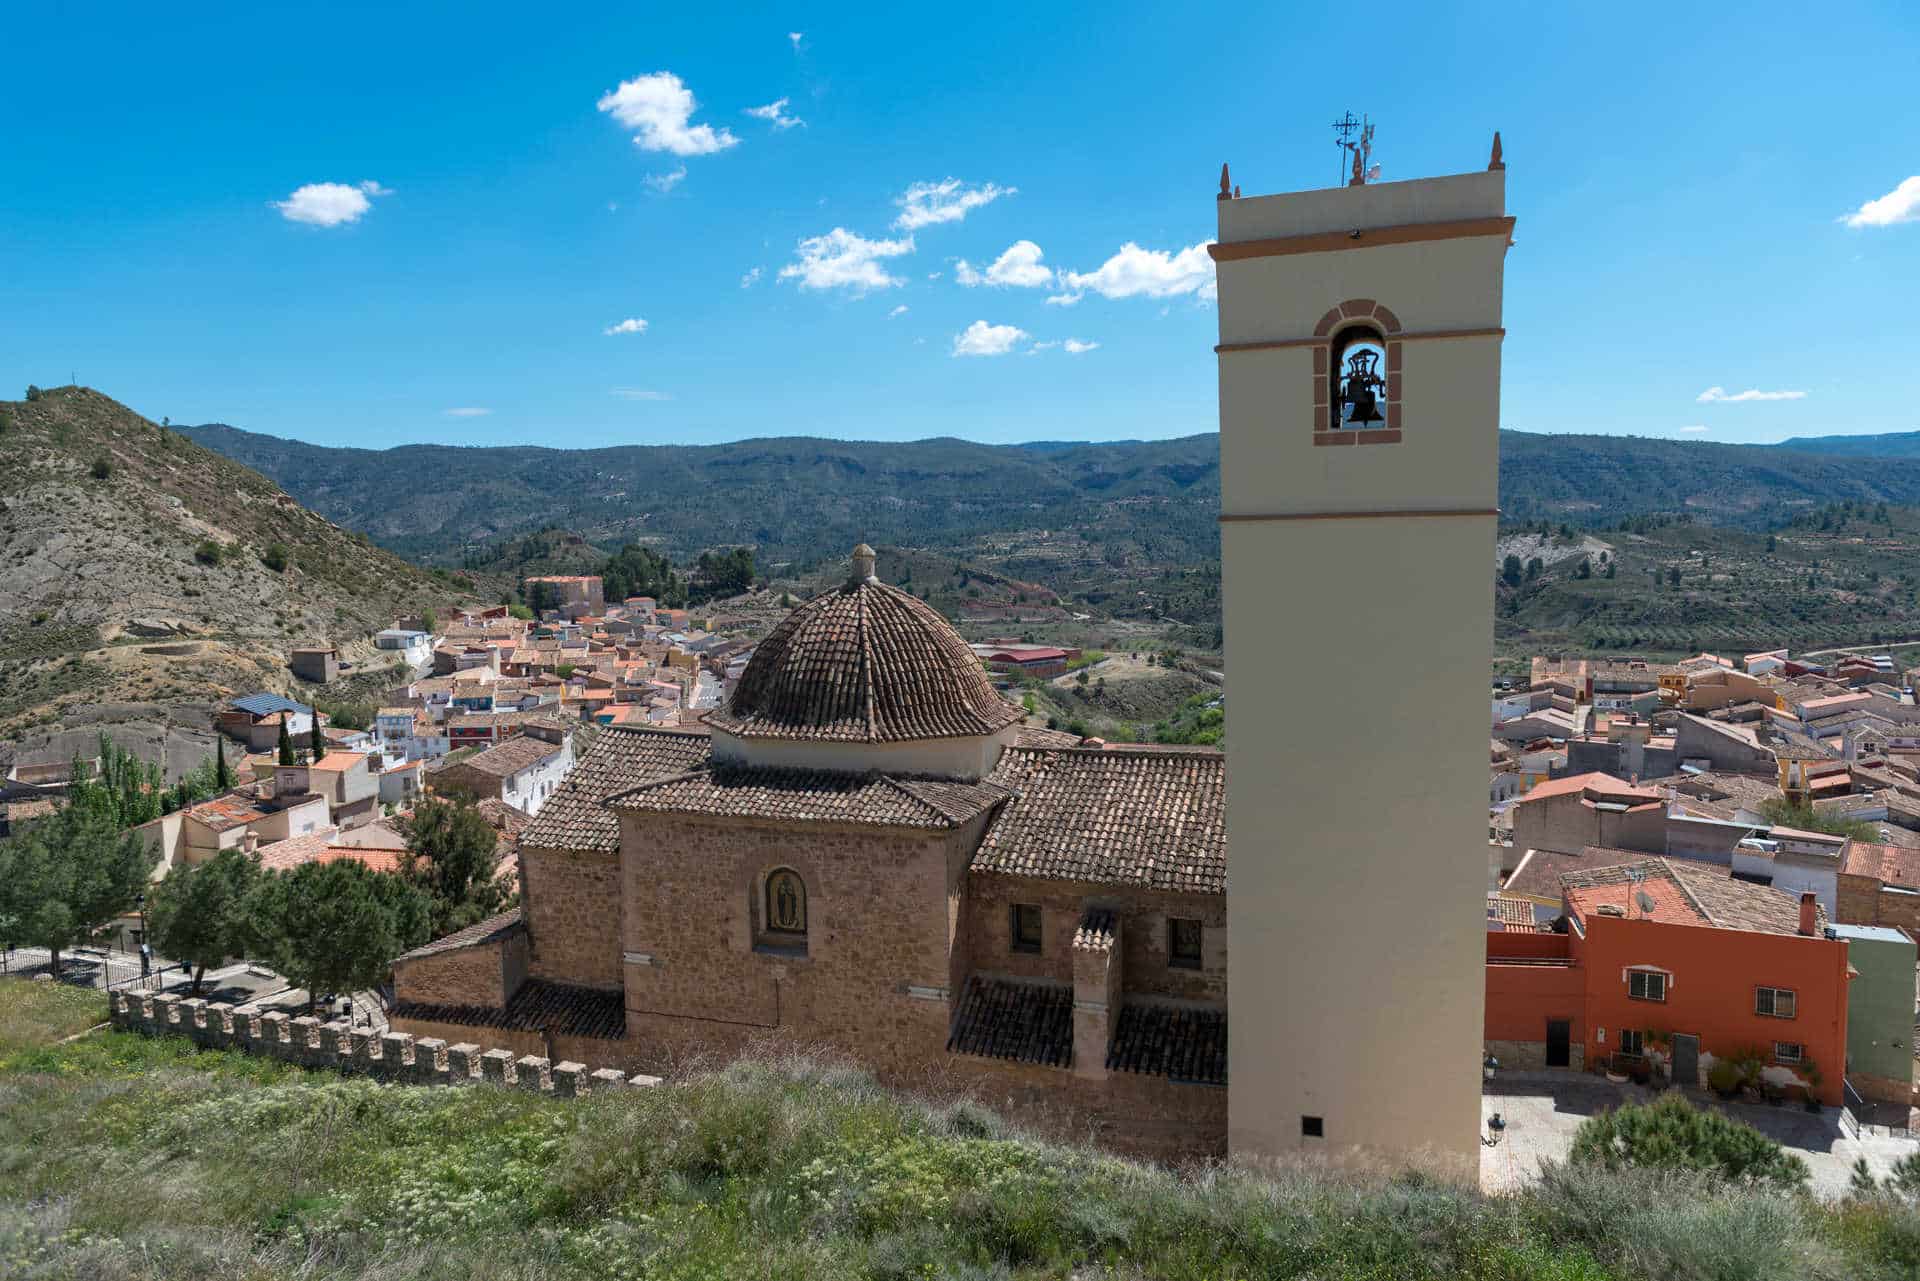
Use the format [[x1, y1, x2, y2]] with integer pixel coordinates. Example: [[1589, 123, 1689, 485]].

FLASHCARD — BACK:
[[1842, 841, 1920, 888], [707, 576, 1021, 743], [390, 976, 624, 1041], [1107, 1001, 1227, 1085], [392, 908, 525, 962], [518, 726, 713, 852], [972, 746, 1225, 892], [608, 765, 1008, 830], [1562, 857, 1828, 937], [1073, 907, 1116, 952], [446, 734, 567, 780], [945, 976, 1071, 1068]]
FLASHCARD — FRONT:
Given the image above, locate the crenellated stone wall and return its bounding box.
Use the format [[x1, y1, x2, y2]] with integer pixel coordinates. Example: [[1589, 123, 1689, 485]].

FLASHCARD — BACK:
[[108, 990, 657, 1098]]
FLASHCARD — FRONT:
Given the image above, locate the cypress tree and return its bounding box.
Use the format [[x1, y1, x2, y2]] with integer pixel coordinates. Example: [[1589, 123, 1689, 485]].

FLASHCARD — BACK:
[[215, 736, 231, 789], [277, 719, 295, 766], [309, 710, 326, 761]]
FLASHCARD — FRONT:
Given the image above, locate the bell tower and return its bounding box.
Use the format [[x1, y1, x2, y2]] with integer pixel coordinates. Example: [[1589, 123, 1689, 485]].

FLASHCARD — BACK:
[[1215, 133, 1512, 1170]]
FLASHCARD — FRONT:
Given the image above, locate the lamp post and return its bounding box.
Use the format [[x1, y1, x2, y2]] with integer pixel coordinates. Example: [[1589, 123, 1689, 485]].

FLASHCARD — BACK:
[[1483, 1054, 1505, 1146]]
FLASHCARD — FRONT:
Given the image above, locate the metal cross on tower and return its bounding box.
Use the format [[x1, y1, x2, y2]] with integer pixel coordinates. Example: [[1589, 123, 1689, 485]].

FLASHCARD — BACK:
[[1332, 112, 1378, 186]]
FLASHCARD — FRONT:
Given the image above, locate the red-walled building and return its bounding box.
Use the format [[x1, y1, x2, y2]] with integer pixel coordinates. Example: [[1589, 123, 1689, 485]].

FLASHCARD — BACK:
[[1486, 858, 1851, 1105]]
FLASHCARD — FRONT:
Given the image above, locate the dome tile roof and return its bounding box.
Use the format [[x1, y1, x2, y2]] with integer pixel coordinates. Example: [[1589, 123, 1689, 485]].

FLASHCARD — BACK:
[[708, 552, 1021, 744]]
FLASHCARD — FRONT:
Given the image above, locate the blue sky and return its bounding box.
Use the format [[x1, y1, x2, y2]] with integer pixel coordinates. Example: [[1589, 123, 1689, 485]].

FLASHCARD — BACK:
[[3, 3, 1916, 449]]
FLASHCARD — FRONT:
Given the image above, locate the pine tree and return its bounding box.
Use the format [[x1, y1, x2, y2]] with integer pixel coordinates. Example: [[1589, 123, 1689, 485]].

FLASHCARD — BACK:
[[398, 797, 511, 935], [146, 846, 266, 994], [247, 860, 430, 1011], [0, 801, 154, 977]]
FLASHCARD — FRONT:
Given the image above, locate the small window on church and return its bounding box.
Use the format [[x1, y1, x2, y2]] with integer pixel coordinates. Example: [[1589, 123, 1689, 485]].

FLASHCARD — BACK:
[[1330, 324, 1388, 430], [1011, 903, 1043, 954], [1169, 918, 1203, 969], [765, 868, 807, 937]]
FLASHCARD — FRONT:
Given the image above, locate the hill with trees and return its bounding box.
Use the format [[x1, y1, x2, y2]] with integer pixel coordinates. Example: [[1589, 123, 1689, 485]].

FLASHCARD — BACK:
[[0, 387, 471, 773]]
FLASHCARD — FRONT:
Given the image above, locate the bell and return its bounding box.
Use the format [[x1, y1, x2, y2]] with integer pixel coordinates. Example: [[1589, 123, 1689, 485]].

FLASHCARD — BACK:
[[1343, 384, 1384, 427]]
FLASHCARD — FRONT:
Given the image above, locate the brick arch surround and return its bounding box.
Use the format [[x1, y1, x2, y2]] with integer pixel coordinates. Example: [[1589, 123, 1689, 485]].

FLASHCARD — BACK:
[[1312, 299, 1403, 446]]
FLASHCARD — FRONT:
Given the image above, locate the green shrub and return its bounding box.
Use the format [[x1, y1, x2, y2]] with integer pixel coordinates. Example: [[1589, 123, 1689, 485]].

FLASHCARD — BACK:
[[261, 542, 290, 573], [89, 455, 112, 480], [194, 540, 223, 566], [1570, 1093, 1809, 1190]]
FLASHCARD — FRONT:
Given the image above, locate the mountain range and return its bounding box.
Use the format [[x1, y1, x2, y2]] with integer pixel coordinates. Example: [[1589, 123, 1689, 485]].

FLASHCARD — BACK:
[[183, 421, 1920, 575]]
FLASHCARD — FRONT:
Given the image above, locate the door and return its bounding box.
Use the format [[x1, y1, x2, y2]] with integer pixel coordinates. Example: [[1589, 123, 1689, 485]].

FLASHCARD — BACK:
[[1545, 1019, 1571, 1068], [1671, 1034, 1700, 1087]]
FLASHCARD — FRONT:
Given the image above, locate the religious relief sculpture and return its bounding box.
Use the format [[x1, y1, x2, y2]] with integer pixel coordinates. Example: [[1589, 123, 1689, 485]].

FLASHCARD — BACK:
[[767, 869, 807, 935]]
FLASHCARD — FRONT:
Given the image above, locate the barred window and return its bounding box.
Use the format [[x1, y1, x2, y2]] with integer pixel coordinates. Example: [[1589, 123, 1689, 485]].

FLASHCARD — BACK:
[[1755, 986, 1796, 1019]]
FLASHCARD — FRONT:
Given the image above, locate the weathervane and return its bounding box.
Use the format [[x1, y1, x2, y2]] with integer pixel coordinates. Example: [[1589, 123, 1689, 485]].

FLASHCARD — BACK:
[[1332, 112, 1379, 187]]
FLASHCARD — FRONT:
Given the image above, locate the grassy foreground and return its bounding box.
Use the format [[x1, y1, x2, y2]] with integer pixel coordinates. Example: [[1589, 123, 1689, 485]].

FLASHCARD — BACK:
[[0, 982, 1916, 1279]]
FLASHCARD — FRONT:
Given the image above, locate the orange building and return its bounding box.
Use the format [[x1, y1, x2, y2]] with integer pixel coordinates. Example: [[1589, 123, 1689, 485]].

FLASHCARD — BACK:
[[1486, 857, 1851, 1104]]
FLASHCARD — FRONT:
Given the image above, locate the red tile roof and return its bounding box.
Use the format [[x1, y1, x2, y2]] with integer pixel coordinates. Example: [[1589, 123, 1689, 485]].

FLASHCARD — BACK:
[[1515, 772, 1665, 805]]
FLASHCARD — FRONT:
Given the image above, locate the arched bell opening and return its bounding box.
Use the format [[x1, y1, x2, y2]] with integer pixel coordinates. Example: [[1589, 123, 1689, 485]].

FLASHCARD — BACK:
[[1330, 324, 1389, 430]]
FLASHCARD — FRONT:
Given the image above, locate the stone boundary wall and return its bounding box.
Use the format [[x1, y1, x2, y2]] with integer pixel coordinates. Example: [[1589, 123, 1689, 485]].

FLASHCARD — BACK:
[[108, 991, 657, 1098]]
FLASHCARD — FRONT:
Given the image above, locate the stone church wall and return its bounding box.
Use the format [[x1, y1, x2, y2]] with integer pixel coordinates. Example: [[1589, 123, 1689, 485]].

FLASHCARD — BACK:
[[520, 844, 623, 990], [616, 812, 978, 1075], [965, 873, 1227, 1003]]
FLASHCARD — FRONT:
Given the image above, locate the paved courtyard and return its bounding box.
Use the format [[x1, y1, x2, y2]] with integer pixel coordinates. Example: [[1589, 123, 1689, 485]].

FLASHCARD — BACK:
[[1481, 1071, 1917, 1198]]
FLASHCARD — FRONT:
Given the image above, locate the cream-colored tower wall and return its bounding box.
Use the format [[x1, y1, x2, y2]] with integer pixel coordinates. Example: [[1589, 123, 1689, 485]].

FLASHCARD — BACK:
[[1219, 165, 1505, 1172]]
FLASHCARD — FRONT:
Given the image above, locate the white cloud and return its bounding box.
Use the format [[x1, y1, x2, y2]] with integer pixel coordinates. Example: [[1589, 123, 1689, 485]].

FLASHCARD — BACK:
[[744, 97, 803, 130], [778, 227, 915, 293], [443, 407, 491, 418], [1696, 386, 1807, 403], [597, 72, 739, 156], [952, 320, 1029, 357], [893, 178, 1015, 231], [1677, 424, 1709, 433], [926, 271, 942, 281], [1063, 338, 1100, 354], [646, 165, 687, 193], [740, 266, 762, 288], [955, 239, 1052, 289], [273, 179, 390, 227], [788, 31, 804, 50], [888, 304, 909, 318], [1050, 241, 1215, 304], [1843, 176, 1920, 228], [603, 317, 649, 336], [611, 387, 672, 401]]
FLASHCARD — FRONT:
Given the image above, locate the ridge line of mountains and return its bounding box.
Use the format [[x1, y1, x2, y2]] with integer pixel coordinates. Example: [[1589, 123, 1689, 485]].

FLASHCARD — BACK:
[[182, 418, 1920, 573]]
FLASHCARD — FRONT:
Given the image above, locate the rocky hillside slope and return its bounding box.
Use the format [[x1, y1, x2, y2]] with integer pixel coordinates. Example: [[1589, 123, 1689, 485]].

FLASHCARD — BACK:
[[0, 387, 463, 773]]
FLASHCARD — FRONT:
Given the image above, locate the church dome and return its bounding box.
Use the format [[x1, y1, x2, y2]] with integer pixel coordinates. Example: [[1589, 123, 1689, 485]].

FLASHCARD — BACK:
[[708, 545, 1022, 744]]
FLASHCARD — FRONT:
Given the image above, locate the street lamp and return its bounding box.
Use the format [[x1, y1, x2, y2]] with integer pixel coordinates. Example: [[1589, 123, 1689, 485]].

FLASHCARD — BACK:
[[1483, 1054, 1500, 1082]]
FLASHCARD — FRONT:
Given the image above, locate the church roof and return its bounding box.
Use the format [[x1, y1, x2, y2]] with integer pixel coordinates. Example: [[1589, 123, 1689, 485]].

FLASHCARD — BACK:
[[706, 559, 1021, 744], [607, 764, 1008, 830], [972, 745, 1226, 893], [519, 726, 712, 852]]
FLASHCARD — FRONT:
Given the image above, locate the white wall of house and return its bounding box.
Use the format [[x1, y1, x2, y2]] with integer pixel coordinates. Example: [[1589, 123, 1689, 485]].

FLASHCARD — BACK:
[[500, 738, 574, 816]]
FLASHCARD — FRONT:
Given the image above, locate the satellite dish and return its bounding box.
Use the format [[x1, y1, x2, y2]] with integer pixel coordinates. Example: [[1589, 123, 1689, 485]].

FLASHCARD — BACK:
[[1636, 889, 1657, 915]]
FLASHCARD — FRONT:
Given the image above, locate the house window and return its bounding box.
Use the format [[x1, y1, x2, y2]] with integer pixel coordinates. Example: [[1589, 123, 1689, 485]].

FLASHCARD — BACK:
[[1301, 1115, 1324, 1138], [1755, 987, 1796, 1019], [1011, 904, 1043, 954], [1618, 1028, 1645, 1057], [764, 869, 807, 937], [1773, 1041, 1804, 1065], [1627, 970, 1667, 1002], [1169, 917, 1204, 969]]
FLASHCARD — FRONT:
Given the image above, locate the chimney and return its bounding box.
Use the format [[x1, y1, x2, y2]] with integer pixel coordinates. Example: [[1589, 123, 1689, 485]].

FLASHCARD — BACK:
[[1797, 891, 1818, 937], [242, 830, 260, 855]]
